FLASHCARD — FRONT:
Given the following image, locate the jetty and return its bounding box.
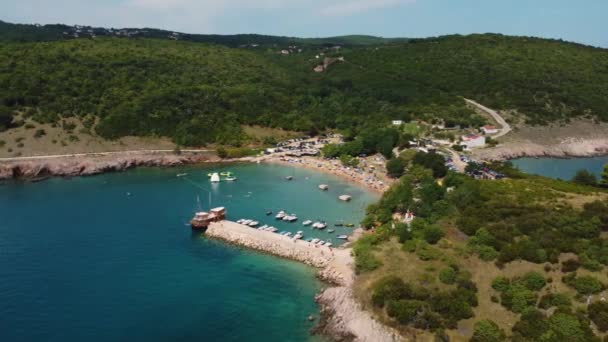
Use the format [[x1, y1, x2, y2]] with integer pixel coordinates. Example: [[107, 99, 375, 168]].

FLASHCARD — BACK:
[[206, 220, 333, 267]]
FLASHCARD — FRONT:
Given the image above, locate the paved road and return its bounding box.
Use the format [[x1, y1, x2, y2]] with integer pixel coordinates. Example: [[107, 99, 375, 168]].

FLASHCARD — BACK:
[[464, 98, 512, 139], [0, 149, 214, 162]]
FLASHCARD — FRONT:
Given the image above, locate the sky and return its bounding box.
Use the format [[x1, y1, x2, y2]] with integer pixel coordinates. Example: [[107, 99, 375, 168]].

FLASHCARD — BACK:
[[2, 0, 607, 47]]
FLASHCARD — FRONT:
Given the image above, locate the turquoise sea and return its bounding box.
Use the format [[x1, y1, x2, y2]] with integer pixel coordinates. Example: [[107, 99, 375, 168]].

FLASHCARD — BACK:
[[511, 155, 608, 180], [0, 163, 378, 342]]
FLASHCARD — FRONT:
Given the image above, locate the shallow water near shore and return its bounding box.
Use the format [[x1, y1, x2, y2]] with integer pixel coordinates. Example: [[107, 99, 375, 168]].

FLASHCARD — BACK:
[[511, 155, 608, 180], [0, 163, 378, 342]]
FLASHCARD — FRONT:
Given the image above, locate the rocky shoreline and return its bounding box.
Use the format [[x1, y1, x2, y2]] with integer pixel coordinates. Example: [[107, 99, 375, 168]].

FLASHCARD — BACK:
[[0, 151, 218, 181], [206, 221, 401, 342]]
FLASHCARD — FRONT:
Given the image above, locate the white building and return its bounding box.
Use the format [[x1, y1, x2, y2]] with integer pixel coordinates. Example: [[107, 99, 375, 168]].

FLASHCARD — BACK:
[[462, 134, 486, 149], [481, 125, 499, 134]]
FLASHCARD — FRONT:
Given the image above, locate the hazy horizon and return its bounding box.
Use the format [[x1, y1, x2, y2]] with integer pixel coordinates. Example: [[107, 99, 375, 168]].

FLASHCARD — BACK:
[[2, 0, 606, 48]]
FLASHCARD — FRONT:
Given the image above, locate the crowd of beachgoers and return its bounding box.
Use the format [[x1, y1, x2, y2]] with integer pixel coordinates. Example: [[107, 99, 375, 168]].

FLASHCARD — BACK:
[[262, 155, 392, 194]]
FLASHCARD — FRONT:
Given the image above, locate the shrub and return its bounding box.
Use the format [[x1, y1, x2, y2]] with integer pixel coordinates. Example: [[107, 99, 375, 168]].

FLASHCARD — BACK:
[[0, 139, 5, 147], [386, 299, 426, 324], [471, 319, 506, 342], [422, 225, 444, 244], [438, 267, 457, 285], [521, 271, 546, 291], [563, 273, 605, 295], [538, 293, 571, 309], [572, 169, 597, 186], [386, 157, 407, 178], [501, 283, 538, 313], [371, 275, 411, 307], [24, 123, 35, 129], [561, 259, 580, 273], [33, 129, 46, 138], [491, 276, 510, 292], [588, 301, 608, 332]]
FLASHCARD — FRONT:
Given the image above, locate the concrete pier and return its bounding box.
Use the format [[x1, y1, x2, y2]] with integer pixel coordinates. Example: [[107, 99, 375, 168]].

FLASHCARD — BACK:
[[206, 220, 334, 268]]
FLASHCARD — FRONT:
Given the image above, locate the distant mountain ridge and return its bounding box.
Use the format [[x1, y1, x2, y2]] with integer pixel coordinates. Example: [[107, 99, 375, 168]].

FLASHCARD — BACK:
[[0, 20, 407, 47]]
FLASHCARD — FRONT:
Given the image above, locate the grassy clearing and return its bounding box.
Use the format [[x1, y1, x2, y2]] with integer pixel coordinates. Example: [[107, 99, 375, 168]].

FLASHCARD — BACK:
[[0, 115, 176, 158], [353, 230, 608, 341], [242, 125, 300, 146]]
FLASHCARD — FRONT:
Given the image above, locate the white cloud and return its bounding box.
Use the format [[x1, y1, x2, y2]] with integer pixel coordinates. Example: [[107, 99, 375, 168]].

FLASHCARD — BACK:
[[319, 0, 416, 17]]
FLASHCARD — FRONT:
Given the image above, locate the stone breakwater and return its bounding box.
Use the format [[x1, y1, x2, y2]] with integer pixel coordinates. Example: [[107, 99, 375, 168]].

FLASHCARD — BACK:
[[206, 221, 401, 342], [206, 221, 332, 268], [0, 152, 216, 181]]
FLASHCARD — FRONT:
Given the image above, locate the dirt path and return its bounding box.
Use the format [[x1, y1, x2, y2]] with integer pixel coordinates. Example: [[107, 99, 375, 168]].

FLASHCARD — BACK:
[[464, 98, 512, 138]]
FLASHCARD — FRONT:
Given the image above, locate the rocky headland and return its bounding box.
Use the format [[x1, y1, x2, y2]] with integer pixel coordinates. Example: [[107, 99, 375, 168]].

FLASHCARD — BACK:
[[0, 151, 217, 181]]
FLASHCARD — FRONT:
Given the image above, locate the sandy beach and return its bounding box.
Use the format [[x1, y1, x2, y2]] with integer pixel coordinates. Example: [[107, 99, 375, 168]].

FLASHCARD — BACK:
[[257, 155, 393, 194]]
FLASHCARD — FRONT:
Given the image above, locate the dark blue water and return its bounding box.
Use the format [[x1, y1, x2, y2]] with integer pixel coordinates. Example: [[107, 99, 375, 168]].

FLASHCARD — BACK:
[[511, 155, 608, 180], [0, 163, 377, 342]]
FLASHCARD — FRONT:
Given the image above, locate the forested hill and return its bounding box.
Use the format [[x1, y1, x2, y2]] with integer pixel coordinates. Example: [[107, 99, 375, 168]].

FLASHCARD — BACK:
[[0, 20, 402, 47], [1, 29, 607, 146]]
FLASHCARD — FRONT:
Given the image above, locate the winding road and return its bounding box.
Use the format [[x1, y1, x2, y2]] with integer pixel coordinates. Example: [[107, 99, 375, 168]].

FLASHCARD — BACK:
[[464, 98, 512, 139]]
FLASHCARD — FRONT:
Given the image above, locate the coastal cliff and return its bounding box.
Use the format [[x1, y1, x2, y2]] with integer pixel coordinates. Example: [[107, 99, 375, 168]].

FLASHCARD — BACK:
[[472, 137, 608, 161], [0, 152, 217, 181]]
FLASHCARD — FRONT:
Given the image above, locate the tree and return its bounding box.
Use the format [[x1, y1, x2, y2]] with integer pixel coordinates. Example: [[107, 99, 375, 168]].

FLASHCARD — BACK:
[[339, 154, 359, 167], [422, 225, 444, 244], [0, 106, 13, 131], [471, 319, 506, 342], [438, 267, 457, 284], [217, 147, 228, 158], [588, 301, 608, 332], [602, 164, 608, 186], [572, 169, 597, 186], [386, 157, 406, 178]]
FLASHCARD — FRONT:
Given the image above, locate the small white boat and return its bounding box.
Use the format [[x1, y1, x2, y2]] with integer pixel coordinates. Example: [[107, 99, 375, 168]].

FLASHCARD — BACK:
[[242, 219, 252, 225], [324, 242, 333, 247], [313, 222, 327, 230], [269, 227, 279, 233], [225, 177, 237, 181], [311, 238, 320, 244], [285, 232, 292, 237], [210, 173, 221, 183], [259, 225, 269, 230], [318, 184, 329, 190], [294, 233, 303, 240], [302, 220, 313, 226], [176, 173, 188, 177], [237, 219, 245, 224], [337, 235, 348, 240], [275, 211, 286, 219], [327, 229, 335, 233], [338, 194, 352, 201], [283, 215, 298, 222], [316, 240, 326, 246], [248, 221, 259, 227]]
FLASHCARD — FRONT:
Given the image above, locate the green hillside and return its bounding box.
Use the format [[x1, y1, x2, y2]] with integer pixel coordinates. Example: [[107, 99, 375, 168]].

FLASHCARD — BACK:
[[1, 29, 607, 145], [337, 34, 608, 124]]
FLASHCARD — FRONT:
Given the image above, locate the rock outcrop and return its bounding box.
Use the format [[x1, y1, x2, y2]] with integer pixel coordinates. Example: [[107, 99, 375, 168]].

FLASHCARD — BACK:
[[0, 152, 215, 181]]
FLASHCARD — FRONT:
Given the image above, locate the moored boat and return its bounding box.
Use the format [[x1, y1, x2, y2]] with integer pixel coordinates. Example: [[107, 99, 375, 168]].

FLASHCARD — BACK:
[[337, 235, 348, 240], [302, 220, 313, 226], [275, 211, 286, 220]]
